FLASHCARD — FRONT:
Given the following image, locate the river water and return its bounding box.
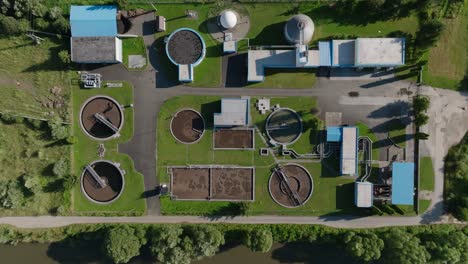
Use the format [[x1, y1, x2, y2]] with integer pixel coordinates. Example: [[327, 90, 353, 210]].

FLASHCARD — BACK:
[[0, 242, 354, 264]]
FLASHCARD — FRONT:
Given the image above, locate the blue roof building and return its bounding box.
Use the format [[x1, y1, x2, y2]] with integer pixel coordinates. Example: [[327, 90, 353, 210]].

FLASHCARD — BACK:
[[70, 5, 121, 64], [326, 126, 342, 142], [70, 5, 117, 37], [391, 162, 415, 205]]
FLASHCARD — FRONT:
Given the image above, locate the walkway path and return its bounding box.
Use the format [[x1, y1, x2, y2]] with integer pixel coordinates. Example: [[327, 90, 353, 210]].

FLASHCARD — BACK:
[[0, 215, 434, 229]]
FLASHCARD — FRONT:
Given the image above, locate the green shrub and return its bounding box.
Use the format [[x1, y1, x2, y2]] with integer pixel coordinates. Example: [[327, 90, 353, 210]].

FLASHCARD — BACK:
[[53, 157, 69, 178], [48, 121, 69, 140], [243, 229, 273, 253], [52, 16, 69, 34]]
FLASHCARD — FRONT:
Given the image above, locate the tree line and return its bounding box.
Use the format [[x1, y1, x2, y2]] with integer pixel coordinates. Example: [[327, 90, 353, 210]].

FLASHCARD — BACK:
[[0, 223, 466, 264]]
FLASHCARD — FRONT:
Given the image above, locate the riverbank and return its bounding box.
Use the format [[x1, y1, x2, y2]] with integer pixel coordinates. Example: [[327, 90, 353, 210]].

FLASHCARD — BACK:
[[0, 223, 465, 264]]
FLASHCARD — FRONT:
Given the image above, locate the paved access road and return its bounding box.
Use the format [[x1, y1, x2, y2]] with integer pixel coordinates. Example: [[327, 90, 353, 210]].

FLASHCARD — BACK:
[[0, 215, 436, 229]]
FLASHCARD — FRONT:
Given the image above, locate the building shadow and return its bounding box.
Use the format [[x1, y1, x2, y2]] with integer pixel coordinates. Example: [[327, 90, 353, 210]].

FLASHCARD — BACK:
[[200, 100, 220, 129], [250, 22, 286, 46], [225, 54, 247, 87], [336, 182, 355, 210]]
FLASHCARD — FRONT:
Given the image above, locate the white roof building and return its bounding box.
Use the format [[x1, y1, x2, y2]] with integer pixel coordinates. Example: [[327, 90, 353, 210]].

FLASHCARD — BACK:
[[355, 38, 405, 66], [355, 182, 373, 208], [341, 127, 358, 175], [214, 98, 250, 127]]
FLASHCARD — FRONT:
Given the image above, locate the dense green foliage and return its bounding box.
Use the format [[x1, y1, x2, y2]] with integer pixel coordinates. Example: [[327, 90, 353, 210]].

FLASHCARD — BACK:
[[343, 231, 384, 262], [381, 228, 429, 264], [103, 225, 146, 264], [0, 180, 25, 208], [413, 95, 430, 127], [243, 229, 273, 253], [0, 0, 69, 35], [445, 132, 468, 220], [148, 225, 224, 264], [48, 121, 69, 140], [0, 224, 466, 263]]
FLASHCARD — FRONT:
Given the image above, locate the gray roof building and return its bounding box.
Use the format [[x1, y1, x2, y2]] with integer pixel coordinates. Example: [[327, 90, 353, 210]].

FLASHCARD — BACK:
[[71, 37, 122, 63]]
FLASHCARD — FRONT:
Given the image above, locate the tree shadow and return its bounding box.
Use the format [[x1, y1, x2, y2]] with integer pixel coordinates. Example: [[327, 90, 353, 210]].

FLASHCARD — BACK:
[[204, 202, 245, 220], [47, 236, 107, 264], [272, 242, 358, 264], [367, 101, 410, 119], [250, 22, 287, 46], [43, 179, 64, 193], [41, 163, 55, 177], [22, 42, 68, 73]]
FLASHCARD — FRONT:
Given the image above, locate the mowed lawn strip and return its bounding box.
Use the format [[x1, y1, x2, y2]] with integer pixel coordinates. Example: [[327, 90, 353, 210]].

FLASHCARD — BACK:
[[420, 156, 435, 192], [71, 81, 145, 215]]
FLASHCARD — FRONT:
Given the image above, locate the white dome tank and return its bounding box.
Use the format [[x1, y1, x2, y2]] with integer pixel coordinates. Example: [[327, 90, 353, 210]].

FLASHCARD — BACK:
[[220, 10, 237, 29]]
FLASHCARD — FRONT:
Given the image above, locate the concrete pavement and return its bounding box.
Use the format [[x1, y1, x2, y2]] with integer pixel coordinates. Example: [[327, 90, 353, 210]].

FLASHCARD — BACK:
[[0, 215, 438, 229]]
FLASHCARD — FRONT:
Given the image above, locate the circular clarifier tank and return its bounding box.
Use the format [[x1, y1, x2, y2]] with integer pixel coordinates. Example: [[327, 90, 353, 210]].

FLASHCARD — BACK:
[[166, 28, 206, 66], [81, 160, 125, 204], [80, 96, 123, 140]]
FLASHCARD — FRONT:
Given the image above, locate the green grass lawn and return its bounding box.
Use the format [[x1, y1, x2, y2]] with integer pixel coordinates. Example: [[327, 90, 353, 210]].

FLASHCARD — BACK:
[[158, 95, 364, 216], [71, 80, 146, 215], [122, 37, 147, 70], [419, 199, 431, 214], [247, 69, 317, 89], [0, 120, 69, 216], [356, 122, 380, 161], [0, 36, 70, 120], [387, 119, 407, 149], [420, 156, 435, 192], [424, 4, 467, 90]]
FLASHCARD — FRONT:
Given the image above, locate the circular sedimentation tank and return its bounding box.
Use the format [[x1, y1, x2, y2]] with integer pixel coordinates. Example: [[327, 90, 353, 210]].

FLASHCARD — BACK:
[[80, 95, 123, 140], [166, 28, 206, 66], [268, 164, 313, 208], [81, 160, 125, 204], [265, 108, 302, 145], [170, 109, 205, 144]]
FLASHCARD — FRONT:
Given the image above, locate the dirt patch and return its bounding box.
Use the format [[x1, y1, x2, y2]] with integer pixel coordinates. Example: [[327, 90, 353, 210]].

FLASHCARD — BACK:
[[80, 96, 122, 139], [214, 129, 253, 149], [167, 29, 203, 65], [269, 164, 313, 208], [82, 161, 124, 203], [171, 109, 204, 144], [171, 168, 210, 199], [170, 166, 254, 201], [211, 168, 253, 200]]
